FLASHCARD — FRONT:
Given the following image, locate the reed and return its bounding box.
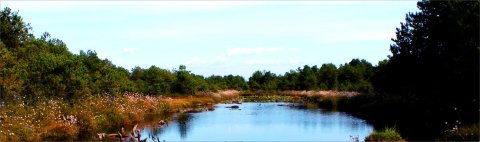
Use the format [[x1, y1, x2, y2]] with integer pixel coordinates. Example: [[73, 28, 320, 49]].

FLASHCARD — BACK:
[[0, 91, 237, 141]]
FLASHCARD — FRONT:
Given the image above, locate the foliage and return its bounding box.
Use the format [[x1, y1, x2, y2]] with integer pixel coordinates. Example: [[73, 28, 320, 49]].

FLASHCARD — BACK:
[[0, 7, 250, 98], [251, 60, 374, 92], [206, 75, 249, 91], [338, 59, 373, 92], [248, 71, 279, 91], [369, 0, 479, 139], [0, 0, 478, 140], [318, 63, 339, 90], [0, 7, 375, 101], [365, 127, 404, 142]]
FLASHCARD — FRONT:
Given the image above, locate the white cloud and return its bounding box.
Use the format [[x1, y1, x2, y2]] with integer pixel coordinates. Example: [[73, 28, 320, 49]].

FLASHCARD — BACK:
[[226, 47, 298, 56], [316, 29, 395, 43], [187, 47, 301, 67], [186, 55, 229, 66], [122, 47, 137, 53], [244, 58, 303, 65]]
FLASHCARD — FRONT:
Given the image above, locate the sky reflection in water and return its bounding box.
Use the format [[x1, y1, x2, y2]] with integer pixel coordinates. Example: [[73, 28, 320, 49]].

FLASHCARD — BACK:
[[140, 102, 373, 141]]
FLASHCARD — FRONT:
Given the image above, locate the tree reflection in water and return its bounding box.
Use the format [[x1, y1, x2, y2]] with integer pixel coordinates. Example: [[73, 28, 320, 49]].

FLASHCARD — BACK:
[[177, 113, 193, 139]]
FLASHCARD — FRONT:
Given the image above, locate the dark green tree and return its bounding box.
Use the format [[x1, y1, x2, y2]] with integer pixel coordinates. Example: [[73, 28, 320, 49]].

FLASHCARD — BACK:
[[372, 0, 479, 139], [173, 65, 197, 95], [298, 65, 317, 90], [0, 7, 33, 49], [248, 71, 263, 90], [205, 75, 227, 91], [248, 71, 278, 91], [224, 75, 249, 90], [318, 63, 339, 90], [278, 70, 300, 90]]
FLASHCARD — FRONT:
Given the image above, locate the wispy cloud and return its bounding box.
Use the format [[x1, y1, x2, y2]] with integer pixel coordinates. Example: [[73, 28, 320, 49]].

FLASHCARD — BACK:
[[186, 55, 229, 66], [122, 47, 137, 53], [226, 47, 298, 56], [244, 58, 303, 65], [186, 47, 299, 67]]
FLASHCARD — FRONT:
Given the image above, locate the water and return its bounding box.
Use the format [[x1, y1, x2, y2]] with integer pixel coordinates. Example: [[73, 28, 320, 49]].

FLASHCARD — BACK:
[[139, 102, 373, 141]]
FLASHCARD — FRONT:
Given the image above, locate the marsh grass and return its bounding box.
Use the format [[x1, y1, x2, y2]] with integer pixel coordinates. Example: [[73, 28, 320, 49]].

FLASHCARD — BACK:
[[0, 92, 236, 141], [241, 92, 299, 102]]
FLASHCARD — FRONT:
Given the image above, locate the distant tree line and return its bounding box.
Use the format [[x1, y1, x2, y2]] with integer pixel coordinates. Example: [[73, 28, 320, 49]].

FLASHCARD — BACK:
[[0, 7, 382, 102], [0, 0, 478, 116], [0, 7, 250, 101], [0, 0, 477, 140], [248, 59, 375, 92]]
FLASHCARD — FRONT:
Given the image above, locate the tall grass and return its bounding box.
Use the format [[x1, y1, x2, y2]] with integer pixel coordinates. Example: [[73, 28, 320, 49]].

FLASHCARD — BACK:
[[0, 92, 236, 141]]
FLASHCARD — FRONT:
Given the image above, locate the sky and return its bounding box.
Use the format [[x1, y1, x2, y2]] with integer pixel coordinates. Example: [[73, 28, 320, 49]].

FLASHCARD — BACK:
[[1, 1, 419, 78]]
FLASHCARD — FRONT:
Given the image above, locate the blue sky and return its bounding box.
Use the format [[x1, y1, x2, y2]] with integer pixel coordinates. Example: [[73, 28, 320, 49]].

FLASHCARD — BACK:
[[1, 1, 419, 78]]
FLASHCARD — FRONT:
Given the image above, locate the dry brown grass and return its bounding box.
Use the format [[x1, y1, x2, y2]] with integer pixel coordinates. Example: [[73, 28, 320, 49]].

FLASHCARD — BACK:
[[0, 91, 238, 141]]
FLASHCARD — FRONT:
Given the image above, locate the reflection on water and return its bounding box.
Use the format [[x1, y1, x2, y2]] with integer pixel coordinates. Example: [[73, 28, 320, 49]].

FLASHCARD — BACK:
[[140, 102, 373, 141], [176, 113, 192, 139]]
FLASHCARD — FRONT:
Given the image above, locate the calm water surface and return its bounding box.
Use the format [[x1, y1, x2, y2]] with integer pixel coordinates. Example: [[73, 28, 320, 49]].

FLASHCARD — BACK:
[[140, 102, 373, 141]]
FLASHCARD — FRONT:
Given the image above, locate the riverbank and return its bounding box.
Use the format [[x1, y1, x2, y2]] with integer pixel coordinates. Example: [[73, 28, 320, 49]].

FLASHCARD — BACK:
[[0, 90, 240, 141], [297, 93, 479, 141], [238, 91, 478, 141], [2, 90, 476, 141], [241, 90, 358, 102]]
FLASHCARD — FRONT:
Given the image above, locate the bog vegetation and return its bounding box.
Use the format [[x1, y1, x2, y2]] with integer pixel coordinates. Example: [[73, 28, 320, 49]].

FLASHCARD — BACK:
[[0, 0, 478, 141]]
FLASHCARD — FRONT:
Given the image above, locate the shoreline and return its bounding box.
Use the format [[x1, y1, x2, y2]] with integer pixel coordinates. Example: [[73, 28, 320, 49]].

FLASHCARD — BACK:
[[2, 90, 475, 141], [0, 90, 240, 141]]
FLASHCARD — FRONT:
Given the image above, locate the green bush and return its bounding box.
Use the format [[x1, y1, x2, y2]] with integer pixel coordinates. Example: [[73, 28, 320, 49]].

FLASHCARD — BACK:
[[365, 127, 404, 142]]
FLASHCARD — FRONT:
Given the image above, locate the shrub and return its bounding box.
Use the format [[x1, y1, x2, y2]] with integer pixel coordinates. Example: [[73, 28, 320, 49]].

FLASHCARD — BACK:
[[365, 127, 404, 142]]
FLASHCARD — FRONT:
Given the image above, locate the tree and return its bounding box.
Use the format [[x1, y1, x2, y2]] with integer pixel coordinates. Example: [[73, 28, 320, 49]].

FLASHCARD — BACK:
[[337, 59, 373, 92], [173, 65, 197, 95], [262, 71, 278, 90], [205, 75, 227, 91], [248, 71, 263, 90], [0, 41, 26, 101], [318, 63, 338, 90], [378, 0, 478, 98], [373, 0, 479, 132], [144, 66, 174, 95], [224, 75, 248, 90], [248, 71, 278, 91], [278, 70, 300, 90], [298, 65, 317, 90], [0, 7, 33, 49]]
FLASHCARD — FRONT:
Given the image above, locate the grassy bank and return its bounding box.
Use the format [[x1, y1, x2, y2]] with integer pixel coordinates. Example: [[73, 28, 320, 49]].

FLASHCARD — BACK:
[[240, 90, 357, 103], [0, 91, 239, 141]]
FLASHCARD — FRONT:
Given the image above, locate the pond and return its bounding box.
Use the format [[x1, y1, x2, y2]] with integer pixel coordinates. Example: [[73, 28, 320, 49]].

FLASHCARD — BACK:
[[139, 102, 373, 141]]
